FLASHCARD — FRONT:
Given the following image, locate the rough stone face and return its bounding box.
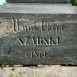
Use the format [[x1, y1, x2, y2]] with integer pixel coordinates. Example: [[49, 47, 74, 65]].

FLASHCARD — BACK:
[[0, 66, 77, 77], [0, 3, 77, 65], [6, 0, 70, 3]]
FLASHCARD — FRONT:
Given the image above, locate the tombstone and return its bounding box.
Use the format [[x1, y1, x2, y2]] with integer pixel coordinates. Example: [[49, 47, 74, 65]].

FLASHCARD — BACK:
[[0, 0, 77, 65]]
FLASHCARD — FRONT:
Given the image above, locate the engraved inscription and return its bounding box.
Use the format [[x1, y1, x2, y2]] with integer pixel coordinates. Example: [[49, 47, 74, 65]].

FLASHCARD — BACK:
[[13, 18, 62, 46], [18, 37, 60, 45], [25, 50, 52, 59], [13, 18, 19, 32], [13, 19, 63, 32]]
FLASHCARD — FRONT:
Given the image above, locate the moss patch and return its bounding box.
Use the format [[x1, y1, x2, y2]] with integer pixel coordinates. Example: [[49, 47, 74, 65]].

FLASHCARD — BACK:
[[10, 68, 17, 77]]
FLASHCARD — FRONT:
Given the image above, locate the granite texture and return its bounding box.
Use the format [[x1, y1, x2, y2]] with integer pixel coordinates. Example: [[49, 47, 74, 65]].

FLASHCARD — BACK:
[[0, 3, 77, 65]]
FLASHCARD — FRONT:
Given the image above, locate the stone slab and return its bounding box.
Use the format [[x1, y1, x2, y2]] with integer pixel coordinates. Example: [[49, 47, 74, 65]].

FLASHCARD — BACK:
[[0, 66, 77, 77], [0, 4, 77, 65], [6, 0, 70, 3], [0, 3, 77, 14]]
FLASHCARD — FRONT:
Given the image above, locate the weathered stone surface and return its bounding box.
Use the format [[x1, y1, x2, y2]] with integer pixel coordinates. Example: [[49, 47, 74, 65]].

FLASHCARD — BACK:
[[0, 4, 77, 14], [0, 4, 77, 65], [0, 66, 77, 77], [6, 0, 70, 3]]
